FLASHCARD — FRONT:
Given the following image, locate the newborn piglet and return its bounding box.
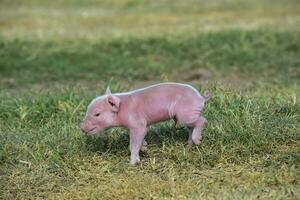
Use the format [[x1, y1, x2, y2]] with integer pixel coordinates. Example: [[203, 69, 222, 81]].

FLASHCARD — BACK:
[[80, 82, 211, 165]]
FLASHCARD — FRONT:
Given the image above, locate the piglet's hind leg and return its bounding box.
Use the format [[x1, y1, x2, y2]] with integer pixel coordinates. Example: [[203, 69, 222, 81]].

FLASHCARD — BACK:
[[191, 116, 207, 145], [141, 140, 148, 152]]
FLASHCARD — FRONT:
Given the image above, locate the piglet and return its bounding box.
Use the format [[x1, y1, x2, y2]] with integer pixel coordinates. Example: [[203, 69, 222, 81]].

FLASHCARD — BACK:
[[80, 82, 211, 165]]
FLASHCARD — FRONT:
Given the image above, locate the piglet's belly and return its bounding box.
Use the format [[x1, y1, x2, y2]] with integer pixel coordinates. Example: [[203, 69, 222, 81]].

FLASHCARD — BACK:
[[145, 109, 173, 125]]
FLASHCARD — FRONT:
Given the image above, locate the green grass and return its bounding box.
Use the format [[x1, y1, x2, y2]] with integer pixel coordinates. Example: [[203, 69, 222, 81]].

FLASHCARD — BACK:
[[1, 0, 300, 199], [1, 30, 299, 90], [1, 86, 299, 199]]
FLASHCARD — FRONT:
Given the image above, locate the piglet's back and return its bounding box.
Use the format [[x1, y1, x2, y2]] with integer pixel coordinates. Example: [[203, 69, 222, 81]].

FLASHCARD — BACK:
[[131, 82, 201, 99], [129, 83, 202, 124]]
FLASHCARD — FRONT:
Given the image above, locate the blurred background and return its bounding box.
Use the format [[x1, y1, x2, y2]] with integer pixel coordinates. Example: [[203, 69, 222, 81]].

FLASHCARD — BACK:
[[1, 0, 299, 92]]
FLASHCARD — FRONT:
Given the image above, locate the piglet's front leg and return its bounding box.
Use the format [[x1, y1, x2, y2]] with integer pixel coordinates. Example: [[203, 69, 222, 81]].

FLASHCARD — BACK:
[[129, 126, 147, 165]]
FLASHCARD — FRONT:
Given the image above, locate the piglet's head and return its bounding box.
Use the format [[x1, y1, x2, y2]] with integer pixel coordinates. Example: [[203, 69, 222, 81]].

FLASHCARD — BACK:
[[80, 87, 120, 135]]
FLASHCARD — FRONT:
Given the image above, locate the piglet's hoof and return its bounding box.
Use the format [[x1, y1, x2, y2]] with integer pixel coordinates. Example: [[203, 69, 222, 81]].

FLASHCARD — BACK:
[[130, 157, 140, 166], [130, 160, 139, 166], [140, 141, 148, 152], [141, 146, 147, 152], [193, 139, 201, 145], [186, 143, 193, 149]]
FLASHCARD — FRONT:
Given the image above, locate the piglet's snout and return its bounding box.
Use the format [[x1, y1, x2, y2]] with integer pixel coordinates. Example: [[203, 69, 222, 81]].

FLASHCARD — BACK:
[[80, 122, 87, 133]]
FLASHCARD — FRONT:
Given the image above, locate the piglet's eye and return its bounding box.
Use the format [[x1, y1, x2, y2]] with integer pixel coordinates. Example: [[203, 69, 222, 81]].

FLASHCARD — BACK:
[[94, 113, 101, 117]]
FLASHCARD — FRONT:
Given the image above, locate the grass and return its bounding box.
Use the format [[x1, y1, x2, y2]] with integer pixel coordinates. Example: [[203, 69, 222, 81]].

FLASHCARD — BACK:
[[1, 0, 300, 39], [1, 0, 300, 199], [1, 30, 299, 90]]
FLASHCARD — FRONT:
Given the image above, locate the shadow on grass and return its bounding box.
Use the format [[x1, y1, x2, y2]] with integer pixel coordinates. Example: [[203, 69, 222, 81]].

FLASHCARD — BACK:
[[84, 122, 189, 155]]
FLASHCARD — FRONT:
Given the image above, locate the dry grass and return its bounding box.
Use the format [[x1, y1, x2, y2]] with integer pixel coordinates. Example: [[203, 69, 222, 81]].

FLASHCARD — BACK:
[[1, 0, 300, 40]]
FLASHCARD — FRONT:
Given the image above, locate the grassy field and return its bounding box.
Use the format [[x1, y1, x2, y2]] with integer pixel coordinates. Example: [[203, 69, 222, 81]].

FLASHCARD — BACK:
[[1, 0, 300, 199]]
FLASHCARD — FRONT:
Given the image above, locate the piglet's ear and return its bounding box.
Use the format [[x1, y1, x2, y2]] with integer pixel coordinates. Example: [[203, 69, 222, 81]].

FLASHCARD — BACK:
[[107, 95, 120, 113], [105, 86, 111, 95]]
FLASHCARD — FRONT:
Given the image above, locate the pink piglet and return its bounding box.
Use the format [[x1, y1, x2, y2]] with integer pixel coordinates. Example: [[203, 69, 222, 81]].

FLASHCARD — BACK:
[[80, 82, 212, 165]]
